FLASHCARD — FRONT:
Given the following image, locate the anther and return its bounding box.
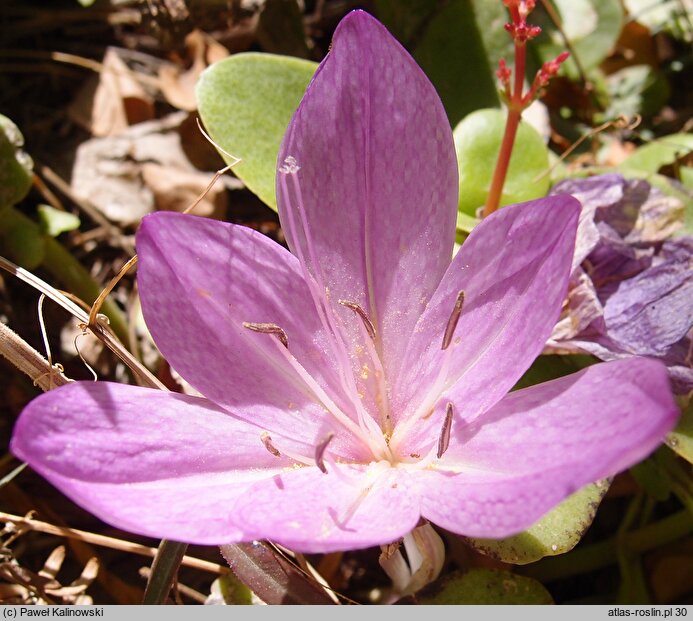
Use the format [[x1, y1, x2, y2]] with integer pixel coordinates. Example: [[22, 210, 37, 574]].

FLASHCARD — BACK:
[[436, 403, 454, 459], [242, 322, 289, 348], [315, 432, 335, 474], [260, 432, 281, 457], [441, 290, 465, 350], [338, 300, 376, 341], [278, 155, 301, 175]]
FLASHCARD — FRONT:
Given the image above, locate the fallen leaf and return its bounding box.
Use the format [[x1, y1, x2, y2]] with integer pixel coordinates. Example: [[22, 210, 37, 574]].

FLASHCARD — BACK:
[[69, 48, 155, 137], [159, 30, 229, 111]]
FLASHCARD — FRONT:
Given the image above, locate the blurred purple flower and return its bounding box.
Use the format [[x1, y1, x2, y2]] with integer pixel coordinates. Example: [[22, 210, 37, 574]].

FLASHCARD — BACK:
[[547, 174, 693, 394], [11, 13, 679, 553]]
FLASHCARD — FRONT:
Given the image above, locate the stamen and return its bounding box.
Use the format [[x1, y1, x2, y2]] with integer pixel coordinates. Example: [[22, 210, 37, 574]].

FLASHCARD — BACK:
[[261, 432, 281, 457], [436, 403, 454, 459], [242, 322, 289, 348], [442, 290, 465, 350], [277, 166, 392, 460], [338, 300, 376, 341], [315, 432, 335, 474]]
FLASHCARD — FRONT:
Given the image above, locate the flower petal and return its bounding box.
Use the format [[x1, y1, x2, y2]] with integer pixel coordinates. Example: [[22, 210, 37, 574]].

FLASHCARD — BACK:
[[277, 10, 458, 382], [232, 464, 420, 553], [414, 358, 679, 538], [137, 212, 367, 459], [392, 196, 580, 452], [11, 382, 302, 544]]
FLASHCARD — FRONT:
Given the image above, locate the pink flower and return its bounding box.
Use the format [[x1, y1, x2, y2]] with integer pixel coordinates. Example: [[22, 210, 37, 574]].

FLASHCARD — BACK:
[[11, 11, 678, 553]]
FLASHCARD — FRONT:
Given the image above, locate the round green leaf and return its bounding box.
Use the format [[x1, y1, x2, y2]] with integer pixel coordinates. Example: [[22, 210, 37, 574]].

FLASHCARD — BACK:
[[454, 108, 550, 217], [37, 204, 81, 237], [196, 53, 317, 211], [419, 569, 553, 604], [0, 115, 34, 208], [466, 480, 609, 565]]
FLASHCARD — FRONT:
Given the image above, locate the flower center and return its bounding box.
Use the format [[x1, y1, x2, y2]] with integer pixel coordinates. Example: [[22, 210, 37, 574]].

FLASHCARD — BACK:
[[272, 157, 467, 469], [277, 157, 393, 462]]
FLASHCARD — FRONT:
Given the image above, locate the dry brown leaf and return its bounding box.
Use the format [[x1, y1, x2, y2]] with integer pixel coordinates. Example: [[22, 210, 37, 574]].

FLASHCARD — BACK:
[[71, 112, 231, 226], [69, 48, 155, 137], [141, 162, 226, 218], [159, 30, 229, 111], [0, 543, 98, 605]]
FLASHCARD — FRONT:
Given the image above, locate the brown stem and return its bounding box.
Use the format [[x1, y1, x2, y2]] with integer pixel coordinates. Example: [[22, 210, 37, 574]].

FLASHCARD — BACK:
[[0, 321, 71, 391]]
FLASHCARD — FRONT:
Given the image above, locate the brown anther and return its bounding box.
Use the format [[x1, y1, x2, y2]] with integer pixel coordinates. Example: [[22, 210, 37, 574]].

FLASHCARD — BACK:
[[436, 403, 454, 459], [315, 432, 335, 474], [442, 290, 465, 350], [410, 453, 421, 459], [242, 322, 289, 348], [338, 300, 376, 341], [260, 432, 281, 457]]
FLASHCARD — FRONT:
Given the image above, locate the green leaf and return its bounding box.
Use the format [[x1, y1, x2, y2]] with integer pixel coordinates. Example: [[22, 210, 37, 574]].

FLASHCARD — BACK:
[[374, 0, 500, 127], [0, 205, 129, 343], [196, 53, 317, 211], [454, 108, 551, 217], [514, 354, 597, 391], [604, 65, 670, 120], [531, 0, 625, 78], [470, 0, 515, 75], [630, 458, 672, 502], [256, 0, 310, 58], [619, 133, 693, 181], [455, 210, 479, 245], [37, 204, 81, 237], [0, 206, 45, 269], [624, 0, 692, 40], [467, 481, 609, 564], [143, 540, 188, 604], [0, 115, 34, 208], [208, 574, 253, 605], [668, 400, 693, 464], [419, 569, 553, 604]]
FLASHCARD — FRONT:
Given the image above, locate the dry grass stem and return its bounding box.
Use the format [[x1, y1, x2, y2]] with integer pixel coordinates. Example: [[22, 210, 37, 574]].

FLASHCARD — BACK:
[[0, 321, 71, 391], [0, 513, 230, 577]]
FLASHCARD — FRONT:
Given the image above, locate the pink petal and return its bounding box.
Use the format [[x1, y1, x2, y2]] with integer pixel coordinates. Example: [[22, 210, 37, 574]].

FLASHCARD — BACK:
[[137, 212, 367, 459], [11, 382, 305, 544], [232, 464, 420, 553], [414, 358, 679, 538], [392, 196, 580, 454], [277, 10, 458, 383]]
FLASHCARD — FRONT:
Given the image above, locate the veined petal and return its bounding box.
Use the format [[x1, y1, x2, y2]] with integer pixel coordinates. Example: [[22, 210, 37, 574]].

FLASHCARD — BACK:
[[11, 382, 305, 544], [232, 464, 420, 553], [414, 358, 679, 538], [392, 196, 580, 453], [137, 212, 367, 459], [277, 10, 458, 383]]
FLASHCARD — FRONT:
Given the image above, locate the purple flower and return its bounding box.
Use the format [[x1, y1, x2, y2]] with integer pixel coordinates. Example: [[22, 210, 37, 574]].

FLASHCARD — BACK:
[[11, 12, 679, 553], [547, 174, 693, 394]]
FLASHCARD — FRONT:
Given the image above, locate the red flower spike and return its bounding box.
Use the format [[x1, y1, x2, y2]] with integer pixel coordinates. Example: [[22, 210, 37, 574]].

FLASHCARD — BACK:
[[496, 58, 512, 94], [531, 50, 570, 93]]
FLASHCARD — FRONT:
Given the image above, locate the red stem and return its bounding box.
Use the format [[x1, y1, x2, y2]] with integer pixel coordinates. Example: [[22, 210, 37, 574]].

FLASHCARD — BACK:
[[483, 39, 526, 218], [482, 107, 522, 218]]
